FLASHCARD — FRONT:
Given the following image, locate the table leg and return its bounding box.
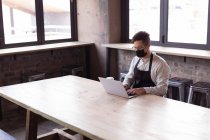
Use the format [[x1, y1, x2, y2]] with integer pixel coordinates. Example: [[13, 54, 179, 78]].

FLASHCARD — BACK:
[[25, 110, 38, 140]]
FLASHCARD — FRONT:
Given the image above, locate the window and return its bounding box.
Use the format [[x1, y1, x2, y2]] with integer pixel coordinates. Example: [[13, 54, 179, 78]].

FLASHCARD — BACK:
[[129, 0, 160, 41], [2, 0, 37, 44], [168, 0, 208, 44], [123, 0, 210, 49], [0, 0, 77, 48], [43, 0, 71, 41]]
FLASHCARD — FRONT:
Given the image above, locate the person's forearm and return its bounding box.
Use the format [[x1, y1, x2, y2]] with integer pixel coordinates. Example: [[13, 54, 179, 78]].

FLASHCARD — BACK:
[[144, 86, 168, 96]]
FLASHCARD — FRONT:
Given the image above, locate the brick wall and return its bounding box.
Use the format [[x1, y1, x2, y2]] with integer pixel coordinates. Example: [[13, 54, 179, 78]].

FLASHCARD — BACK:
[[117, 50, 210, 83], [0, 47, 85, 86]]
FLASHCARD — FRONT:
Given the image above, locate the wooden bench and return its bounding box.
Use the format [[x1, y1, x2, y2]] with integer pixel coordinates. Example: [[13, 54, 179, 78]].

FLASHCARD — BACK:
[[0, 129, 16, 140]]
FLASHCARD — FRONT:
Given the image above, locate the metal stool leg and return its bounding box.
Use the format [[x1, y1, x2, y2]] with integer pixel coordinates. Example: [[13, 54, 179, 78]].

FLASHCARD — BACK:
[[187, 86, 193, 103], [178, 85, 185, 102], [167, 86, 173, 99], [206, 92, 210, 108]]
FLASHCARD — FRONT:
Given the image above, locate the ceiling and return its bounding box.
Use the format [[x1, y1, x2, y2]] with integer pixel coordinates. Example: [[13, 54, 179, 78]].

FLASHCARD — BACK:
[[2, 0, 70, 14]]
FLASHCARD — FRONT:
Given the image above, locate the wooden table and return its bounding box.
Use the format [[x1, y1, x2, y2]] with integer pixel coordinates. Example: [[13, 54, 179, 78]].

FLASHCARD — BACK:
[[0, 76, 210, 140]]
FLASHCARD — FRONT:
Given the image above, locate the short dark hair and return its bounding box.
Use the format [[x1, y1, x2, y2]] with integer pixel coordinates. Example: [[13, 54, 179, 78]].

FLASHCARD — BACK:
[[131, 31, 150, 46]]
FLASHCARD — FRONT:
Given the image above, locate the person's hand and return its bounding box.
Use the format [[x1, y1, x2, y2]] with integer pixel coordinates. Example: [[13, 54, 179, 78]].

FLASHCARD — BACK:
[[123, 84, 129, 90], [127, 88, 146, 95]]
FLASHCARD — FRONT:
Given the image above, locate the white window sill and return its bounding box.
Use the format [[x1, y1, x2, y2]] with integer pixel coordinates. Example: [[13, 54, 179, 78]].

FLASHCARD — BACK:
[[102, 43, 210, 59], [0, 42, 93, 56]]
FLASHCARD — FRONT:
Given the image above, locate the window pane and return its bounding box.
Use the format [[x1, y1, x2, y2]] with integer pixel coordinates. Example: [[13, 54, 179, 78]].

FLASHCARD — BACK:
[[129, 0, 160, 41], [43, 0, 71, 41], [168, 0, 209, 44], [2, 0, 37, 44]]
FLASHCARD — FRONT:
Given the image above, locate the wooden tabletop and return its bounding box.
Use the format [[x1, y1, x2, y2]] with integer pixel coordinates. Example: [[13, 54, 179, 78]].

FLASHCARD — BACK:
[[0, 76, 210, 140]]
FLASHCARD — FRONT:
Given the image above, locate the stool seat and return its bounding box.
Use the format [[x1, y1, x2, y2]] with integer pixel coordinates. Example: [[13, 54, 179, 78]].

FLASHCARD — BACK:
[[187, 82, 210, 108], [191, 82, 210, 90], [62, 65, 84, 77], [21, 71, 45, 82], [0, 129, 16, 140], [62, 65, 81, 71], [168, 77, 193, 102], [169, 77, 192, 85]]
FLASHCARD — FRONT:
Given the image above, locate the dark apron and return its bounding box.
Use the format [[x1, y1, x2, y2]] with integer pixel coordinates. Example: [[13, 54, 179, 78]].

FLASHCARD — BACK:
[[133, 53, 156, 88]]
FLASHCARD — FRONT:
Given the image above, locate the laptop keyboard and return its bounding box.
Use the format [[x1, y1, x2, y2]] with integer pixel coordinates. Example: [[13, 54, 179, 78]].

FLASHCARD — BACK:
[[127, 92, 136, 96]]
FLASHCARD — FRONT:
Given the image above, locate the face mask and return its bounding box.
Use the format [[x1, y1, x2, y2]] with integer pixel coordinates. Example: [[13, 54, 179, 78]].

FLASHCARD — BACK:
[[136, 49, 147, 57]]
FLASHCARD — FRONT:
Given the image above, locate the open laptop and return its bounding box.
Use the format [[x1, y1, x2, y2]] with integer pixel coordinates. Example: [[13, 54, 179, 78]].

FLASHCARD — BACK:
[[98, 77, 138, 99]]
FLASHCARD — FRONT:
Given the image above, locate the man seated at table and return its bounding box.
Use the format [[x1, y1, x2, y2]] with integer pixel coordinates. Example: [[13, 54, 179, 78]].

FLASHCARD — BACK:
[[123, 31, 170, 96]]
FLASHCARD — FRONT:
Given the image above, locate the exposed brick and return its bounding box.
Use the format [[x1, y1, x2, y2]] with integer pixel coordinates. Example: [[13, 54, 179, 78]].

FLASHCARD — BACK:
[[0, 47, 86, 86], [117, 50, 210, 83]]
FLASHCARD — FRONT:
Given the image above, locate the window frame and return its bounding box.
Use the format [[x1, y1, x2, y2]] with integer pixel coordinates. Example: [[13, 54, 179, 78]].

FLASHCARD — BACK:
[[122, 0, 210, 50], [0, 0, 77, 48]]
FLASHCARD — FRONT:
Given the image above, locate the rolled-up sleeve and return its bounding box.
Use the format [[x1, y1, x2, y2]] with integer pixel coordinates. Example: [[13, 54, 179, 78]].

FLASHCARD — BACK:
[[144, 61, 171, 96], [122, 58, 136, 87]]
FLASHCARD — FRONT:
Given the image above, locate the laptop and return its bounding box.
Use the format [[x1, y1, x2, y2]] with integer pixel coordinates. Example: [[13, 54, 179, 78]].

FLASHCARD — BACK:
[[98, 77, 138, 99]]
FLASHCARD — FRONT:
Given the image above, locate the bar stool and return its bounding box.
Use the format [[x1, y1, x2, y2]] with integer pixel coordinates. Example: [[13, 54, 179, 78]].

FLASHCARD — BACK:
[[187, 82, 210, 108], [19, 71, 45, 114], [21, 71, 45, 82], [62, 65, 84, 77], [0, 129, 16, 140], [167, 77, 193, 102]]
